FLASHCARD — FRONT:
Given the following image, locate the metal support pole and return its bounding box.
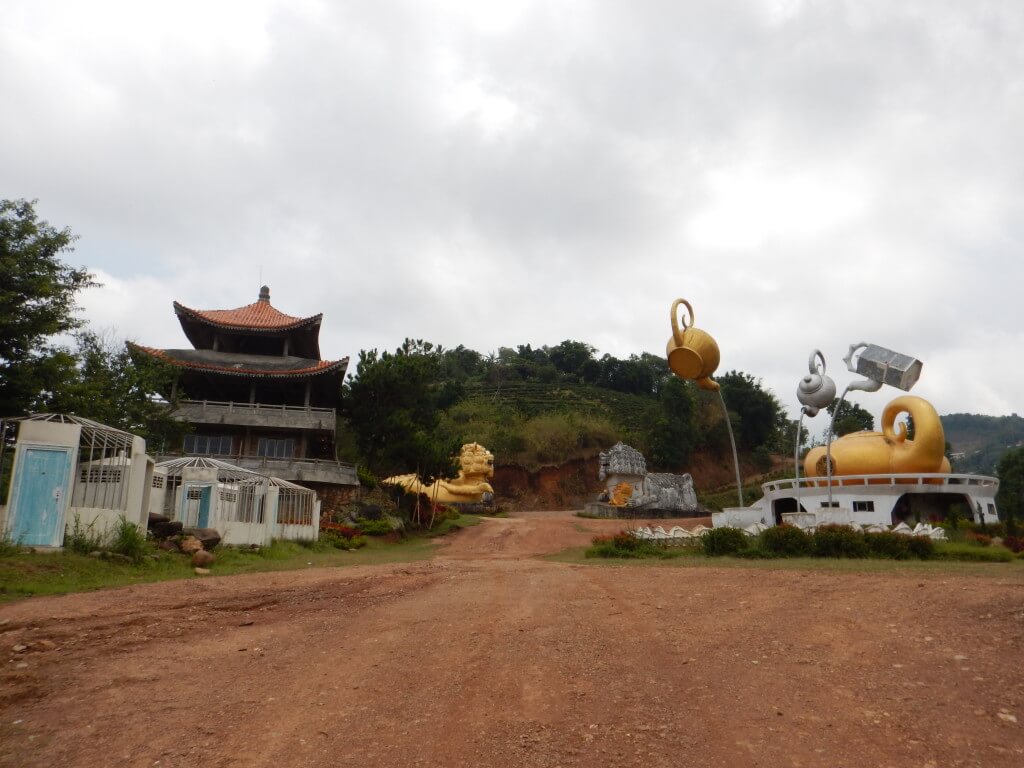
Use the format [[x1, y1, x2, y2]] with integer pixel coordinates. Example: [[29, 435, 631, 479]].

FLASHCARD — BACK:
[[717, 389, 744, 507], [794, 410, 806, 514], [825, 385, 852, 509]]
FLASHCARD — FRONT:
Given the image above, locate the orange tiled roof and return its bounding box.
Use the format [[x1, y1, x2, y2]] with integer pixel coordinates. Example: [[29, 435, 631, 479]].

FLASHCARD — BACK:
[[173, 300, 322, 332], [127, 343, 346, 379]]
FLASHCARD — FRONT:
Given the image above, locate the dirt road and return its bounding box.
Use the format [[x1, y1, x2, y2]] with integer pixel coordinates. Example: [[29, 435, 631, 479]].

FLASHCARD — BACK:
[[2, 512, 1023, 767]]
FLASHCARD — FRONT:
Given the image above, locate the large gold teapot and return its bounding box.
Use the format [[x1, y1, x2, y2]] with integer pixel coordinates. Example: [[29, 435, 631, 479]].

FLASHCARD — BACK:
[[804, 395, 951, 479], [666, 298, 721, 391]]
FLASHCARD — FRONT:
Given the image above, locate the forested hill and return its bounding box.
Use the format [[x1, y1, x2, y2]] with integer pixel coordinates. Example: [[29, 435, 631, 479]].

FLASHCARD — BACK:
[[340, 339, 795, 477], [942, 413, 1024, 474]]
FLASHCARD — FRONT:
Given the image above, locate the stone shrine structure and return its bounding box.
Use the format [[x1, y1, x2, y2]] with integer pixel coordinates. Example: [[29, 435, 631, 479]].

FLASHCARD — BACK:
[[587, 442, 699, 517]]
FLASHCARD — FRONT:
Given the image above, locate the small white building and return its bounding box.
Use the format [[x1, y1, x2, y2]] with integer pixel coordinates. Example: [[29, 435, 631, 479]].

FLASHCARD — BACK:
[[150, 457, 320, 546], [0, 414, 154, 548], [712, 472, 1001, 531]]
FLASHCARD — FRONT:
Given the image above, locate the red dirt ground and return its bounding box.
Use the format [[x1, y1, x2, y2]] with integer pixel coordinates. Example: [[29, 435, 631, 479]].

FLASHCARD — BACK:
[[2, 511, 1023, 767]]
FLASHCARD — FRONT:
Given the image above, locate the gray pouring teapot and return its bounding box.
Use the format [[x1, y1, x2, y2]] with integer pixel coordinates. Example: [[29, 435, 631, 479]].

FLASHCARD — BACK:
[[796, 349, 836, 417]]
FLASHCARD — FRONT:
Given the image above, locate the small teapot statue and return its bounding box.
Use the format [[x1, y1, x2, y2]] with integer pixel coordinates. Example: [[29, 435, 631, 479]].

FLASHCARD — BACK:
[[666, 298, 721, 391], [796, 349, 836, 417]]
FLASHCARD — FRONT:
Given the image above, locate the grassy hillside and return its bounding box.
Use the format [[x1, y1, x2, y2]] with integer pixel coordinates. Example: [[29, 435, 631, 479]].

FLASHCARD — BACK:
[[465, 381, 660, 426], [442, 382, 661, 470], [942, 413, 1024, 474]]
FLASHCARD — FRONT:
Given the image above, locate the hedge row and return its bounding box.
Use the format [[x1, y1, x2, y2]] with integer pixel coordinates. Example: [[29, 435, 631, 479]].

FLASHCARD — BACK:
[[704, 524, 936, 560]]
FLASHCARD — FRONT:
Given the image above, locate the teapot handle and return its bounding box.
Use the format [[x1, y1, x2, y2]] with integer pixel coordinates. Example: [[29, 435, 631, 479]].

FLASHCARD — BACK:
[[808, 349, 826, 376], [670, 298, 694, 345]]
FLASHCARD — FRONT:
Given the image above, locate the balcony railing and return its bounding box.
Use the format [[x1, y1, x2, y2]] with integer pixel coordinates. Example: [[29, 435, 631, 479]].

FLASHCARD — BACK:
[[173, 399, 336, 432], [762, 473, 999, 494]]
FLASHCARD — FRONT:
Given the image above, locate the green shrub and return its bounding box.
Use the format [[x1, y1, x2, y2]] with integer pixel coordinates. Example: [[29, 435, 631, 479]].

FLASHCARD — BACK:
[[701, 527, 749, 557], [65, 514, 106, 554], [314, 532, 368, 550], [108, 516, 148, 562], [905, 536, 935, 560], [585, 530, 685, 559], [812, 525, 868, 558], [0, 531, 23, 557], [864, 531, 911, 559], [968, 521, 1006, 538], [357, 518, 394, 536], [759, 524, 811, 556], [965, 531, 992, 547], [357, 465, 378, 490]]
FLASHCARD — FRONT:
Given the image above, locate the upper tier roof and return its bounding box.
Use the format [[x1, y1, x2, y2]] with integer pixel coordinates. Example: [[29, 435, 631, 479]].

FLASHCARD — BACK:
[[173, 286, 323, 358], [173, 287, 322, 333]]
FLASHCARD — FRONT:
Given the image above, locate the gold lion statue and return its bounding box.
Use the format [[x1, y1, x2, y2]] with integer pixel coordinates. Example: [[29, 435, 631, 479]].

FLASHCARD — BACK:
[[382, 443, 495, 504]]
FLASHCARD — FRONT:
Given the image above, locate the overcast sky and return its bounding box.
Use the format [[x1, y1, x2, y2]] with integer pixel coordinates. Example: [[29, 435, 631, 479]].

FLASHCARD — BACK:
[[3, 0, 1023, 426]]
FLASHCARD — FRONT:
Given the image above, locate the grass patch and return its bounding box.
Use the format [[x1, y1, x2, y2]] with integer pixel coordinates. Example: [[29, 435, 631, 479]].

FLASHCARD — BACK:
[[933, 541, 1015, 562], [426, 514, 482, 537], [0, 529, 452, 603]]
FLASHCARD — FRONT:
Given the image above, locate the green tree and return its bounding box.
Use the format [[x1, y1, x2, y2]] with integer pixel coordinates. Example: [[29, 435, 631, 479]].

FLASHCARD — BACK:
[[546, 340, 597, 380], [0, 199, 95, 416], [645, 377, 697, 469], [341, 339, 464, 478], [827, 399, 875, 437], [715, 371, 785, 450], [51, 331, 187, 451], [996, 446, 1024, 532]]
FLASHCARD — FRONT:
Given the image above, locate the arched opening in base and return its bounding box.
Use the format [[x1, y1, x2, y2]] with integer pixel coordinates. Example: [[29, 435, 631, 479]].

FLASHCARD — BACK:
[[772, 496, 808, 525], [891, 493, 978, 526]]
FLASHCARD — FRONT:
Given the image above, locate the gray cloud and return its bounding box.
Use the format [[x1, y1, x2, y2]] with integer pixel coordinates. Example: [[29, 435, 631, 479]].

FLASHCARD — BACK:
[[3, 0, 1022, 428]]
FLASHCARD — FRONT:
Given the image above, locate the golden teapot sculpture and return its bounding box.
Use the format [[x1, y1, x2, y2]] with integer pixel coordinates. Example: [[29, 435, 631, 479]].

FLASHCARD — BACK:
[[666, 298, 721, 391], [382, 442, 495, 505], [804, 395, 951, 478]]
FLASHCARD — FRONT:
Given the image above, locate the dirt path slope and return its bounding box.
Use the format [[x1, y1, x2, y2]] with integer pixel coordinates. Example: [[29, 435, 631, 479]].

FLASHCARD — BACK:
[[2, 512, 1022, 767]]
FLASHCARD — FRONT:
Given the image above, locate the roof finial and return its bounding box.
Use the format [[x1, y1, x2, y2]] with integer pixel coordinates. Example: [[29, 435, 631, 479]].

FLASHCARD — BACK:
[[258, 285, 270, 303]]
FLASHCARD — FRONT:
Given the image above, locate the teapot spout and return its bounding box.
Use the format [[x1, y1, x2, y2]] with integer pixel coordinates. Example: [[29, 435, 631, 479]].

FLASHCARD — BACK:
[[696, 377, 720, 392]]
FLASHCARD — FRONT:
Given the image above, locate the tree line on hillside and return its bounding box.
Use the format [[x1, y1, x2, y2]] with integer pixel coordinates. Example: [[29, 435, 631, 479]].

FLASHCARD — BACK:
[[340, 338, 801, 477]]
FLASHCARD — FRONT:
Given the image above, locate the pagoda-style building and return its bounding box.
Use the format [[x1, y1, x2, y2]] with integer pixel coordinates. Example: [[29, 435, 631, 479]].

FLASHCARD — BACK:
[[129, 286, 357, 491]]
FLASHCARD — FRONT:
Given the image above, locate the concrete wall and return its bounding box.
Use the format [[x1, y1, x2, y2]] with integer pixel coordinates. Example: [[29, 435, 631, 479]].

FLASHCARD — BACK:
[[174, 401, 336, 432], [220, 520, 274, 547]]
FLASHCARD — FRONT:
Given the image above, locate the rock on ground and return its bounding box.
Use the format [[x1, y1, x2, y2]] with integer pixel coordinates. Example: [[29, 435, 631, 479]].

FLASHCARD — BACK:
[[191, 550, 216, 568]]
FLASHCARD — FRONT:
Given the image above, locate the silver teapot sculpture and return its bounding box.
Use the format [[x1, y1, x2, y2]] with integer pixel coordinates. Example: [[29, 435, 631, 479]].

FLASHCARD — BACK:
[[796, 349, 836, 417], [793, 349, 835, 512]]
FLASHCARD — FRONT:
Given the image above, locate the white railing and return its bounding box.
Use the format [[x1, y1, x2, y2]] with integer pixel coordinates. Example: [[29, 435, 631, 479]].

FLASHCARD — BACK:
[[762, 473, 999, 494], [176, 399, 335, 418]]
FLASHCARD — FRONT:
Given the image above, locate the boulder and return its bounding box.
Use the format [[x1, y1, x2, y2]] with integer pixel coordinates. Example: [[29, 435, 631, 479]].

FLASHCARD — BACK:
[[158, 539, 180, 552], [179, 536, 203, 554], [147, 512, 171, 527], [150, 520, 183, 539], [184, 527, 221, 551], [191, 550, 216, 568], [194, 567, 211, 576]]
